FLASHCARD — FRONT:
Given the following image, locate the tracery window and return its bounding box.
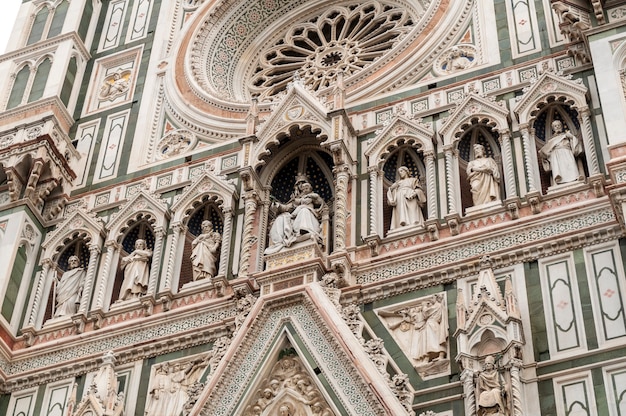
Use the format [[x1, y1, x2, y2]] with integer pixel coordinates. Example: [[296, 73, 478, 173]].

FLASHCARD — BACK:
[[26, 0, 69, 46], [249, 2, 415, 99]]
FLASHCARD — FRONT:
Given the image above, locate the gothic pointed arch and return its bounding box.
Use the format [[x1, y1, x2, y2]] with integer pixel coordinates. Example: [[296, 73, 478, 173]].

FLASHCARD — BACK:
[[364, 115, 435, 237], [165, 173, 238, 291], [514, 70, 599, 194], [28, 209, 106, 326], [250, 80, 333, 172], [93, 190, 169, 311], [189, 284, 410, 415], [439, 94, 512, 215]]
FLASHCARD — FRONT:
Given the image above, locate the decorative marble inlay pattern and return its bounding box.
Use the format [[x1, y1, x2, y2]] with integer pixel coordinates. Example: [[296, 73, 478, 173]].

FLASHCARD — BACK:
[[95, 193, 111, 207], [221, 155, 238, 171], [357, 208, 615, 284], [375, 109, 394, 125], [556, 57, 575, 72], [482, 78, 500, 93], [411, 99, 429, 114], [447, 88, 465, 103], [518, 67, 537, 83], [8, 305, 238, 375], [204, 299, 384, 416]]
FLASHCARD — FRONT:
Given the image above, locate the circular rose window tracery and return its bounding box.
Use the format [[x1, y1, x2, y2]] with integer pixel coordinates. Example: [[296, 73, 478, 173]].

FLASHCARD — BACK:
[[248, 2, 415, 99]]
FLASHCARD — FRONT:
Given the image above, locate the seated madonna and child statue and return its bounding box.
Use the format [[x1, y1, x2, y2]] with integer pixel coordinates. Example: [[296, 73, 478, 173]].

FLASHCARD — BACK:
[[264, 174, 327, 255]]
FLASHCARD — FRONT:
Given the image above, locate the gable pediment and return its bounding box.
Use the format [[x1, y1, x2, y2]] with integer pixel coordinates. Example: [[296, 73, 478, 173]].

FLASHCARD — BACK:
[[170, 172, 238, 222], [439, 93, 510, 143], [41, 208, 105, 259], [365, 115, 435, 165], [189, 284, 410, 415], [107, 189, 170, 237]]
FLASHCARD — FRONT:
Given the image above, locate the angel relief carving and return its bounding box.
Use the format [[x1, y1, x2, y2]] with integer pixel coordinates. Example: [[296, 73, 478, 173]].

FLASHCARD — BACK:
[[378, 293, 450, 378], [242, 352, 335, 416], [99, 69, 132, 101]]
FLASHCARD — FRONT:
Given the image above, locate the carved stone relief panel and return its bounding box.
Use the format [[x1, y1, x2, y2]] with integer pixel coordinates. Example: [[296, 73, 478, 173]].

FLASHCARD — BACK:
[[377, 292, 450, 379]]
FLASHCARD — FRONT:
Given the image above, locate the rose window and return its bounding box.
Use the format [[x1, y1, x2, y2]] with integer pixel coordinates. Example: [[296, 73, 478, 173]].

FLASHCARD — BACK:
[[249, 2, 415, 98]]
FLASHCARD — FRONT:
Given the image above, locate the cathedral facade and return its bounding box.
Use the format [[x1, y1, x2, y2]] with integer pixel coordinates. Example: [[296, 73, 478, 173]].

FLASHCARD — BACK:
[[0, 0, 624, 415]]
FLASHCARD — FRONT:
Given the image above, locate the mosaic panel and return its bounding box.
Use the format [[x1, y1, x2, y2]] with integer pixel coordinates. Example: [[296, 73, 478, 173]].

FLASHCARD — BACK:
[[518, 67, 538, 83], [411, 99, 429, 114], [221, 154, 238, 171], [482, 77, 501, 93], [447, 88, 465, 103], [375, 108, 393, 125]]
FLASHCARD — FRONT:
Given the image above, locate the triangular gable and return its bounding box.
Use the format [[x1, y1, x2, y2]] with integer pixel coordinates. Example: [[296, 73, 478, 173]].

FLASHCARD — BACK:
[[107, 189, 169, 238], [514, 70, 588, 123], [251, 80, 333, 170], [190, 283, 410, 415], [439, 93, 510, 145], [365, 115, 434, 167], [41, 208, 105, 260], [170, 172, 238, 223]]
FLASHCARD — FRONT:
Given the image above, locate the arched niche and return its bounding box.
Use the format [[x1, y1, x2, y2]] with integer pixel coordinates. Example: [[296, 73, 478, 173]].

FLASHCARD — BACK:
[[439, 94, 512, 216], [166, 172, 237, 294], [24, 210, 104, 330], [469, 328, 507, 357], [533, 102, 586, 192], [178, 199, 224, 289], [111, 216, 156, 303], [513, 70, 598, 195], [364, 115, 435, 238], [456, 119, 503, 213], [94, 191, 169, 312], [258, 125, 335, 257]]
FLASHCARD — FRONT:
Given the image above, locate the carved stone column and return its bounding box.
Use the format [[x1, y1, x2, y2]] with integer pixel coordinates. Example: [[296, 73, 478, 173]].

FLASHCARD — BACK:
[[162, 222, 185, 293], [147, 227, 164, 296], [520, 124, 538, 193], [444, 145, 457, 215], [578, 106, 600, 176], [461, 368, 476, 416], [498, 130, 517, 199], [78, 243, 101, 315], [510, 359, 524, 416], [238, 190, 259, 278], [218, 207, 233, 277], [424, 151, 437, 220], [333, 163, 350, 252], [367, 165, 380, 236], [27, 259, 52, 327], [94, 240, 119, 310]]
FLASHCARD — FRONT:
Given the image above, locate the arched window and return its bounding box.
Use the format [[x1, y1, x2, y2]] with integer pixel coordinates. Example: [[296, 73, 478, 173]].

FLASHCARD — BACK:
[[27, 6, 49, 45], [7, 65, 31, 109], [2, 245, 27, 323], [60, 56, 77, 106], [26, 1, 68, 46], [48, 0, 69, 39], [28, 58, 52, 103]]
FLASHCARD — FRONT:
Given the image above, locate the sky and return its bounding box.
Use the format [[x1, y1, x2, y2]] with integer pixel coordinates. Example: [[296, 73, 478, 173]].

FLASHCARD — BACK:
[[0, 0, 21, 54]]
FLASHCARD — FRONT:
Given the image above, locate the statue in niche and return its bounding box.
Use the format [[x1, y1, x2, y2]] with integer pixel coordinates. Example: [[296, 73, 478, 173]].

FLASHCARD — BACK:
[[379, 293, 449, 377], [387, 166, 426, 230], [476, 355, 507, 416], [54, 255, 85, 317], [265, 174, 326, 254], [467, 144, 501, 206], [119, 239, 152, 301], [539, 120, 583, 185], [190, 220, 221, 281]]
